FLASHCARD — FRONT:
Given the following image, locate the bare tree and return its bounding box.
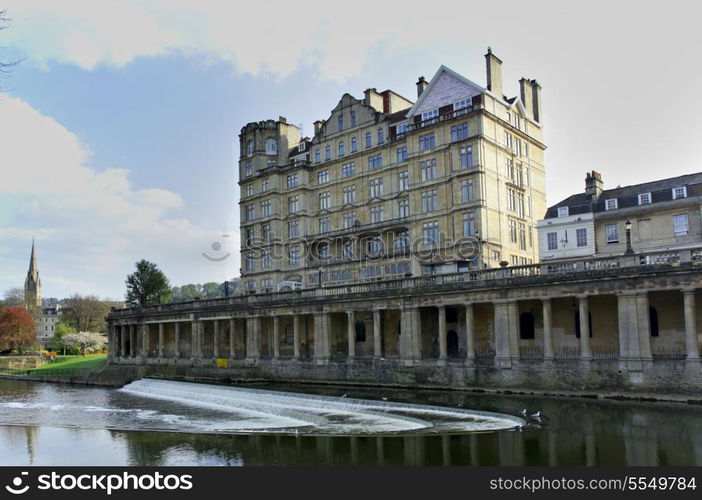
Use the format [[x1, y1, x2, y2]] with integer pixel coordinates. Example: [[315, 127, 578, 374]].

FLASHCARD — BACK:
[[2, 287, 25, 308], [61, 294, 112, 333], [0, 10, 20, 86]]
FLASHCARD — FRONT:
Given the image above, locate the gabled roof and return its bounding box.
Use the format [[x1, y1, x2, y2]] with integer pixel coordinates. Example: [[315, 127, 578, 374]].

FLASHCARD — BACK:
[[405, 65, 486, 118]]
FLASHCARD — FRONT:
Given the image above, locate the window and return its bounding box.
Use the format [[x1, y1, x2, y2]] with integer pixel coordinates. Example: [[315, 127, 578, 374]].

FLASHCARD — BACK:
[[419, 132, 435, 151], [261, 179, 269, 192], [245, 185, 253, 197], [350, 111, 356, 127], [451, 123, 468, 142], [454, 98, 472, 111], [343, 185, 356, 203], [370, 205, 384, 223], [288, 220, 299, 238], [526, 195, 532, 217], [246, 204, 255, 221], [398, 171, 409, 191], [261, 250, 271, 268], [343, 211, 356, 229], [368, 154, 382, 170], [288, 246, 300, 266], [509, 220, 517, 243], [547, 232, 557, 251], [606, 223, 619, 243], [262, 223, 271, 242], [325, 145, 331, 160], [398, 198, 410, 218], [336, 141, 344, 157], [299, 142, 306, 152], [511, 255, 519, 266], [576, 228, 587, 247], [319, 217, 331, 233], [423, 221, 439, 244], [605, 198, 618, 211], [557, 206, 569, 218], [288, 196, 299, 213], [673, 186, 687, 199], [518, 223, 526, 250], [420, 159, 437, 180], [287, 174, 298, 188], [394, 231, 409, 251], [319, 192, 330, 210], [318, 243, 330, 258], [338, 115, 343, 132], [422, 109, 438, 124], [507, 188, 516, 211], [245, 227, 254, 246], [370, 177, 384, 198], [515, 139, 522, 157], [674, 213, 689, 236], [460, 146, 473, 168], [261, 199, 271, 217], [517, 192, 525, 218], [378, 128, 384, 144], [504, 132, 513, 149], [246, 140, 254, 156], [365, 132, 371, 148], [461, 179, 474, 202], [342, 162, 355, 177], [463, 211, 476, 236], [351, 137, 357, 152], [245, 163, 252, 177], [367, 236, 382, 255], [396, 123, 409, 137], [315, 149, 321, 163], [492, 250, 501, 262], [342, 241, 355, 260], [245, 253, 255, 271], [265, 138, 277, 155], [318, 170, 330, 184], [421, 189, 438, 213], [505, 159, 515, 180], [397, 146, 408, 162], [638, 192, 651, 205], [245, 280, 255, 291], [525, 167, 530, 186]]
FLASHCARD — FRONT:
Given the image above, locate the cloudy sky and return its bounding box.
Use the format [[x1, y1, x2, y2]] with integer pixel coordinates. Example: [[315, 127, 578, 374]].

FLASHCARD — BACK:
[[1, 1, 701, 300]]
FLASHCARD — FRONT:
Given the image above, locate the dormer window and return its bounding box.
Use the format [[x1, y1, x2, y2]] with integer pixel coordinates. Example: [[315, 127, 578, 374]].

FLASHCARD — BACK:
[[299, 142, 306, 152], [557, 206, 569, 218], [422, 109, 438, 124], [453, 98, 471, 111], [638, 192, 651, 205], [673, 186, 687, 199], [396, 123, 408, 136], [605, 198, 618, 211], [265, 138, 277, 155]]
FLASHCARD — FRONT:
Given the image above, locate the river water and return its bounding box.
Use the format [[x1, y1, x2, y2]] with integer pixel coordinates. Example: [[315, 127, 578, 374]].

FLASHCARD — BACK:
[[0, 377, 700, 466]]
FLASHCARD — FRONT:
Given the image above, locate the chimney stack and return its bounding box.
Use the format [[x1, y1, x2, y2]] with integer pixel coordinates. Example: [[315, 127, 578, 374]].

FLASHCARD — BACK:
[[363, 88, 383, 112], [416, 76, 428, 97], [519, 78, 533, 120], [585, 171, 603, 199], [531, 79, 542, 123], [485, 47, 503, 99], [313, 120, 325, 135]]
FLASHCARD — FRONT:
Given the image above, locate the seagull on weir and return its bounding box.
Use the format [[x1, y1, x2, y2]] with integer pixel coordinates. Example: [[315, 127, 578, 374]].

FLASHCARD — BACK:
[[381, 397, 388, 401], [340, 393, 347, 399], [520, 409, 527, 417], [530, 411, 542, 419]]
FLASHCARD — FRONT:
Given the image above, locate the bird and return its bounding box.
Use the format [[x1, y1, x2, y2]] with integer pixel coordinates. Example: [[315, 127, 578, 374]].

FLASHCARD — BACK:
[[381, 397, 388, 401], [520, 409, 527, 417], [340, 393, 347, 399], [530, 411, 542, 419], [457, 403, 464, 408]]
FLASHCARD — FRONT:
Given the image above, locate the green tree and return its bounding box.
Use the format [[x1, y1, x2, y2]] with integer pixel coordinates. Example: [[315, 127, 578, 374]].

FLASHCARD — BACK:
[[51, 322, 77, 354], [202, 282, 220, 298], [125, 260, 171, 307]]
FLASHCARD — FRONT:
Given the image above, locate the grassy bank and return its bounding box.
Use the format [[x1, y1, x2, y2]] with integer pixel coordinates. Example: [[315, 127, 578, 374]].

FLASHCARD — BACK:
[[31, 354, 108, 374]]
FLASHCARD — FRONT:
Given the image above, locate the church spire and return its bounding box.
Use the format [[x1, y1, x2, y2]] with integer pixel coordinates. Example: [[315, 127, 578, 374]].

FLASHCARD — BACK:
[[24, 238, 41, 309]]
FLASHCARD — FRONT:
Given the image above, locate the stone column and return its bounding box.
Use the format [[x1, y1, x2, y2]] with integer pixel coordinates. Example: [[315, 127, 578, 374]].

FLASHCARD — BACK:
[[174, 322, 180, 358], [373, 309, 382, 359], [314, 311, 330, 364], [191, 319, 201, 361], [293, 315, 301, 360], [213, 320, 220, 359], [272, 316, 281, 360], [635, 293, 652, 361], [246, 316, 261, 362], [130, 324, 138, 358], [120, 325, 127, 359], [229, 319, 236, 358], [464, 304, 475, 365], [578, 296, 592, 360], [494, 301, 513, 368], [437, 305, 447, 365], [400, 306, 421, 365], [683, 289, 700, 360], [542, 298, 554, 360], [158, 323, 164, 359], [508, 301, 520, 359], [346, 310, 356, 361]]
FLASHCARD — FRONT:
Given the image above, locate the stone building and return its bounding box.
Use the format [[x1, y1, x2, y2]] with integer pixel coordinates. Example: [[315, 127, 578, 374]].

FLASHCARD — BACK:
[[538, 171, 702, 261], [238, 49, 546, 293]]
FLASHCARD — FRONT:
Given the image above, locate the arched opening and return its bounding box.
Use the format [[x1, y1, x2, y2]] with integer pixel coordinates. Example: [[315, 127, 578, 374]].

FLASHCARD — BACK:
[[355, 321, 366, 342], [574, 312, 593, 337], [649, 307, 659, 337], [447, 330, 459, 357], [284, 324, 294, 344], [519, 312, 535, 339]]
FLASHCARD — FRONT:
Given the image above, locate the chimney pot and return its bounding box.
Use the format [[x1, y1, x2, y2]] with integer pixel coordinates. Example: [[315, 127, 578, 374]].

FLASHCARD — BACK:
[[416, 76, 428, 97]]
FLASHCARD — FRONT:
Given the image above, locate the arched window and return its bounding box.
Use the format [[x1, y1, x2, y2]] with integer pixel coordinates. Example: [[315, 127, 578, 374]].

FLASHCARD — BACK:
[[355, 321, 366, 342], [246, 140, 254, 157], [265, 138, 277, 155], [519, 312, 535, 339], [649, 307, 659, 337]]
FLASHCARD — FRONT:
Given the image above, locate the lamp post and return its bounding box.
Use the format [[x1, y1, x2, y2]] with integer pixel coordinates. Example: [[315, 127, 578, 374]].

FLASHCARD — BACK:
[[625, 219, 634, 255]]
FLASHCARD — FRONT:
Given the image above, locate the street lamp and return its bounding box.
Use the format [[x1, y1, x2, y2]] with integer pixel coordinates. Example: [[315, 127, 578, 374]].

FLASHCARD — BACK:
[[625, 219, 634, 255]]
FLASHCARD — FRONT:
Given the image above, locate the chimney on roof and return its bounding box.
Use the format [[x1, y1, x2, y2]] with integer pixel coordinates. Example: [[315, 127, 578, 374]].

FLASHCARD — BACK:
[[485, 47, 503, 99], [364, 88, 383, 112], [530, 79, 542, 123], [279, 116, 287, 124], [416, 76, 428, 97], [519, 78, 533, 120], [313, 120, 325, 135], [585, 171, 603, 199]]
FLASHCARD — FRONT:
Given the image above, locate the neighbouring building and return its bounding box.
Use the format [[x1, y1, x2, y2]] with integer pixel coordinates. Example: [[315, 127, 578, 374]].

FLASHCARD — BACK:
[[538, 171, 702, 261], [36, 304, 62, 347], [238, 49, 546, 293]]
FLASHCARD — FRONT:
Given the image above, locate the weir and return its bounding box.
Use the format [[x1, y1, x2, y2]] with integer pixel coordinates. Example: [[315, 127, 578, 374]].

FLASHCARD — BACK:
[[119, 379, 524, 435]]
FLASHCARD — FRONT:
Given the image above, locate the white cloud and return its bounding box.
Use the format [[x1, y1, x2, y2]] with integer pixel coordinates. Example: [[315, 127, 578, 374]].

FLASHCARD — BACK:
[[0, 94, 238, 298]]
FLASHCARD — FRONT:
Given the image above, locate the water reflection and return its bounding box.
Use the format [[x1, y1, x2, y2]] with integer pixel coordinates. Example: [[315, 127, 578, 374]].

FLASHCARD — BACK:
[[0, 379, 700, 465]]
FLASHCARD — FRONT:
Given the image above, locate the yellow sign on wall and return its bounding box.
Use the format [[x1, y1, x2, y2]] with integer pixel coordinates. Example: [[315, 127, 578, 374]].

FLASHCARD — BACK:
[[215, 358, 229, 368]]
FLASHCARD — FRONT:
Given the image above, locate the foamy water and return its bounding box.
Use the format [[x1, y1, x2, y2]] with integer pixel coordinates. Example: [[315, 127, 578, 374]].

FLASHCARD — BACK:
[[118, 379, 524, 435]]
